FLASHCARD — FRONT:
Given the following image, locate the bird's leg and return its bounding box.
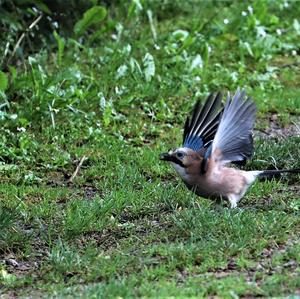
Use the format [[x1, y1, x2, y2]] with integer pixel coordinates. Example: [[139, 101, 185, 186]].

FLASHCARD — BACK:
[[228, 194, 240, 209]]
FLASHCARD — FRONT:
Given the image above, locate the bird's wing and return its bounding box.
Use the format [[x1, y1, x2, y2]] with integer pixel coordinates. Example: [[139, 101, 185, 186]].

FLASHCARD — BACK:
[[211, 88, 256, 165], [183, 92, 223, 151]]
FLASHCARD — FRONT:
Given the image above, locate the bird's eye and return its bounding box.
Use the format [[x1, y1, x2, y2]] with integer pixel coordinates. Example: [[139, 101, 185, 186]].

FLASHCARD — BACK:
[[176, 152, 184, 158]]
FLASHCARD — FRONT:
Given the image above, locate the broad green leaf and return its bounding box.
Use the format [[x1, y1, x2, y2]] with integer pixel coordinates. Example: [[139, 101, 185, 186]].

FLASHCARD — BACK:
[[16, 0, 51, 14], [172, 29, 189, 41], [143, 53, 155, 82], [130, 58, 142, 76], [8, 66, 17, 82], [116, 65, 128, 79], [293, 19, 300, 35], [242, 41, 254, 57], [74, 6, 107, 35], [190, 54, 203, 71], [202, 42, 209, 66], [0, 71, 8, 91], [99, 93, 112, 127], [147, 9, 156, 41], [32, 0, 51, 14], [53, 30, 65, 66], [128, 0, 143, 18]]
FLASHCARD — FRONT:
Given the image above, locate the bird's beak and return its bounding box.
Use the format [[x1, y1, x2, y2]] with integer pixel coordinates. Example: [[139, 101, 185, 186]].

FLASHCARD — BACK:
[[160, 152, 173, 162]]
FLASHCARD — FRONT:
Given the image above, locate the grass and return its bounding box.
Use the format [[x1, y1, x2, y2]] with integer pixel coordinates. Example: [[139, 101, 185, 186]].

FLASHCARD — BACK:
[[0, 0, 300, 297]]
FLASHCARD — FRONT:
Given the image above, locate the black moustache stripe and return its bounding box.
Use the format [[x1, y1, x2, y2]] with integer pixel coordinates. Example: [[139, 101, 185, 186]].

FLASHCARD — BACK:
[[170, 157, 186, 168]]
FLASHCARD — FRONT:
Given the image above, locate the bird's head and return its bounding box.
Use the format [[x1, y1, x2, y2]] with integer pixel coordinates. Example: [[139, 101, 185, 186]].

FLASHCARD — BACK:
[[160, 147, 202, 181]]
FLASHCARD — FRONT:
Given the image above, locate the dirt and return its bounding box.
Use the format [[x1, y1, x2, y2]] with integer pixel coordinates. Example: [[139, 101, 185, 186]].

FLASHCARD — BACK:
[[255, 114, 300, 138], [184, 237, 300, 291]]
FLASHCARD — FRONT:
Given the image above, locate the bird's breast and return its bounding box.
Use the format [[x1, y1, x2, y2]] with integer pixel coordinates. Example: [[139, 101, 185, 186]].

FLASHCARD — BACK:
[[176, 165, 249, 200]]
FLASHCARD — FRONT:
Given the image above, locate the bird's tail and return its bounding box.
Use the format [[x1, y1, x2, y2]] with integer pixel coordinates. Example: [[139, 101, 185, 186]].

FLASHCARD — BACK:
[[257, 168, 300, 179]]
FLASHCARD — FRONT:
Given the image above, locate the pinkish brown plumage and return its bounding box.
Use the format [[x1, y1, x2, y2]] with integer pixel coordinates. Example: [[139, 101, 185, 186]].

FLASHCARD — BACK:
[[160, 88, 300, 208]]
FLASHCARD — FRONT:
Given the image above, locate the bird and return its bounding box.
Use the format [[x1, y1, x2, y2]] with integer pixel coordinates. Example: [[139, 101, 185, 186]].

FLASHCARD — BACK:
[[160, 88, 300, 208]]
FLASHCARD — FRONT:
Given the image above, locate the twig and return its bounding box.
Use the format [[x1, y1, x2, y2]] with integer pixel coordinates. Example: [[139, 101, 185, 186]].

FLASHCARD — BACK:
[[68, 155, 88, 183], [7, 14, 43, 65], [280, 62, 300, 68]]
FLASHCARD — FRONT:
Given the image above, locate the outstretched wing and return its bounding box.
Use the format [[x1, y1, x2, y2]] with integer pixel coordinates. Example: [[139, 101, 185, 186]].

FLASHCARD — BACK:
[[183, 92, 223, 151], [211, 88, 256, 165]]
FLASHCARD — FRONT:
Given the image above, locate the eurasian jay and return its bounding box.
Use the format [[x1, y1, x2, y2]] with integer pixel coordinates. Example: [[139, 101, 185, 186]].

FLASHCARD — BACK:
[[160, 88, 300, 208]]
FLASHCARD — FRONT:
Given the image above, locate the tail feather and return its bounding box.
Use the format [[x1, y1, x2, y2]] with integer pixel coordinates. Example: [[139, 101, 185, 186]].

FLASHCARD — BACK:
[[258, 168, 300, 179]]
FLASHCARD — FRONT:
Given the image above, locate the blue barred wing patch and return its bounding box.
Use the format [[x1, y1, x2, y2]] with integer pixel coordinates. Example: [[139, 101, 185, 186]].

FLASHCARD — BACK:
[[182, 92, 223, 152]]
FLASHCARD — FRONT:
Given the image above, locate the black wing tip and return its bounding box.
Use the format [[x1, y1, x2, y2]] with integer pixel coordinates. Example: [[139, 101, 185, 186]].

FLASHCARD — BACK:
[[182, 92, 224, 150], [183, 116, 190, 142], [182, 100, 201, 145]]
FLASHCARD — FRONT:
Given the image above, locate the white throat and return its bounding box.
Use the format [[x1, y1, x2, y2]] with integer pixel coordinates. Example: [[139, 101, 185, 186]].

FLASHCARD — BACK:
[[171, 162, 189, 181]]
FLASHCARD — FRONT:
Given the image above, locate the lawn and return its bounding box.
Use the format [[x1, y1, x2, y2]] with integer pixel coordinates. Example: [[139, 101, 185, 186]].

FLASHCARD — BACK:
[[0, 1, 300, 298]]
